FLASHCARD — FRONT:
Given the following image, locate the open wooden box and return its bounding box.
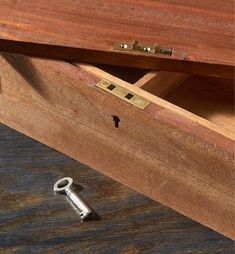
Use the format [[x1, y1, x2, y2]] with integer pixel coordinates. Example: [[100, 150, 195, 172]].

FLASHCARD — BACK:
[[0, 53, 234, 239]]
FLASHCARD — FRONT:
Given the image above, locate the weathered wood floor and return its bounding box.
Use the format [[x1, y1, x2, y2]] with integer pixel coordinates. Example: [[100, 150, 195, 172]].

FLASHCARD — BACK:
[[0, 124, 234, 254]]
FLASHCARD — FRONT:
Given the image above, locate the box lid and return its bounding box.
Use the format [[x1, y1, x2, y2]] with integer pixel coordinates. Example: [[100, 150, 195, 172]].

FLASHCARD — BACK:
[[0, 0, 234, 78]]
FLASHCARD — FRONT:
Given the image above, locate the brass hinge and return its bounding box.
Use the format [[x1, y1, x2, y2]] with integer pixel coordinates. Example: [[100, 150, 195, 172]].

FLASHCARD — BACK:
[[113, 40, 173, 56], [96, 80, 150, 109]]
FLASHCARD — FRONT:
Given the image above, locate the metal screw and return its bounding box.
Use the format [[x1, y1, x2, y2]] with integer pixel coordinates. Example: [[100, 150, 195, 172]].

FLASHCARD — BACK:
[[120, 43, 128, 49], [54, 177, 92, 221]]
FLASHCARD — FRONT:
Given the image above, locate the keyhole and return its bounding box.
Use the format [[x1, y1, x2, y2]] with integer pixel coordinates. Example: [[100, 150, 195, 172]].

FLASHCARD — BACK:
[[112, 116, 120, 128]]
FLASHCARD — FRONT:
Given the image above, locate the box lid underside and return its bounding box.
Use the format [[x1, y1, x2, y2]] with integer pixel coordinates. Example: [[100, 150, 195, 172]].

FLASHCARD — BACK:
[[0, 0, 234, 77]]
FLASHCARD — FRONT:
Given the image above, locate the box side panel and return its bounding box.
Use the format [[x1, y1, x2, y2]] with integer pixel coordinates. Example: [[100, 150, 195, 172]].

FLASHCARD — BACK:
[[0, 54, 234, 239]]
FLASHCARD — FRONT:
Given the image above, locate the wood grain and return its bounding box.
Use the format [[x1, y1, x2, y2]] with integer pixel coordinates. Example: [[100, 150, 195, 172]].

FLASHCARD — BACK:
[[134, 71, 190, 97], [0, 54, 234, 239], [164, 76, 235, 132], [0, 0, 234, 78], [1, 124, 234, 254]]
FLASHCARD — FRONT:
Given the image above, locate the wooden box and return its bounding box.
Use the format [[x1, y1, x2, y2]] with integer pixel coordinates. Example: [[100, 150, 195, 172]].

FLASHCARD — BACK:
[[0, 53, 234, 240]]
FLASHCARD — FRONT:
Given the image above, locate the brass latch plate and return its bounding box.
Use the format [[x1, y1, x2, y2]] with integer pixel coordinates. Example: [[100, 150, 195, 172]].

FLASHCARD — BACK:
[[113, 40, 173, 56], [96, 80, 150, 109]]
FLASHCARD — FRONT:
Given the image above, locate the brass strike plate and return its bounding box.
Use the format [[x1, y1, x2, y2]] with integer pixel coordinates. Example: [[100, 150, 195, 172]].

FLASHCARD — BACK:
[[96, 80, 150, 109], [113, 40, 173, 56]]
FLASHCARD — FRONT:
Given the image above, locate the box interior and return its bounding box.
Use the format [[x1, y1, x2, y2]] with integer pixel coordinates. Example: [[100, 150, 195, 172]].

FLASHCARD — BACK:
[[157, 75, 234, 133], [95, 64, 149, 84]]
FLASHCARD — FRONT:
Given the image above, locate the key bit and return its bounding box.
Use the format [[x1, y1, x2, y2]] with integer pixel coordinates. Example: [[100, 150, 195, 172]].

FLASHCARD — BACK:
[[54, 177, 92, 221]]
